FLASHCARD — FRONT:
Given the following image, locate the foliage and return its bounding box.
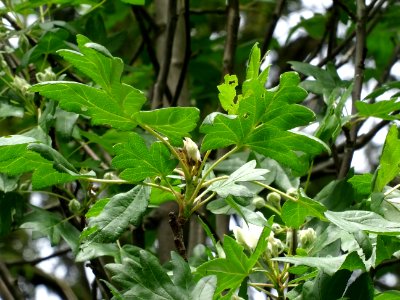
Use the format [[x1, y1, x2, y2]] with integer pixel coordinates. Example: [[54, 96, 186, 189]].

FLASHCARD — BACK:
[[1, 0, 400, 299]]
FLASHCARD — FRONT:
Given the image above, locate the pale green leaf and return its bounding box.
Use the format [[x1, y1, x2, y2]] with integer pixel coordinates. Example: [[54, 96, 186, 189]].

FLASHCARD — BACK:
[[190, 276, 217, 300], [136, 107, 200, 146], [207, 160, 268, 197], [218, 74, 239, 114], [325, 210, 400, 235]]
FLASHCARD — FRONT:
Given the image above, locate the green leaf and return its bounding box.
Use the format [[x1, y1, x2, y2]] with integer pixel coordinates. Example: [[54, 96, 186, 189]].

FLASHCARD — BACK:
[[76, 242, 119, 262], [106, 249, 187, 300], [356, 99, 400, 120], [325, 210, 400, 235], [0, 174, 18, 193], [201, 52, 329, 175], [375, 235, 400, 265], [196, 220, 272, 299], [365, 82, 400, 99], [0, 141, 85, 189], [353, 231, 373, 260], [225, 196, 268, 226], [196, 236, 249, 297], [112, 132, 178, 182], [348, 174, 373, 198], [344, 272, 374, 300], [281, 191, 327, 228], [84, 185, 150, 243], [273, 252, 365, 276], [375, 290, 400, 300], [21, 207, 80, 252], [30, 35, 146, 130], [0, 192, 24, 237], [170, 252, 192, 291], [207, 160, 268, 198], [136, 107, 200, 146], [121, 0, 145, 4], [190, 276, 217, 300], [218, 74, 239, 114], [373, 125, 400, 192]]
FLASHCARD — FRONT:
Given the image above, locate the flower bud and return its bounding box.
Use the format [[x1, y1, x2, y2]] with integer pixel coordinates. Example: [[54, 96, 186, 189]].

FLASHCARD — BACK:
[[68, 199, 81, 214], [266, 192, 281, 208], [287, 187, 298, 198], [298, 228, 317, 248], [233, 225, 261, 250], [13, 76, 31, 96], [36, 67, 57, 82], [271, 223, 282, 233], [252, 196, 266, 209], [183, 137, 201, 163], [266, 232, 284, 258]]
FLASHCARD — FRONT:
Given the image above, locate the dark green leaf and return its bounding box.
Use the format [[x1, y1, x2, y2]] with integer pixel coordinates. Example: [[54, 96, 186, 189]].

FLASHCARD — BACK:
[[344, 272, 374, 300], [375, 235, 400, 265], [0, 192, 24, 237], [112, 132, 177, 182], [84, 185, 150, 243]]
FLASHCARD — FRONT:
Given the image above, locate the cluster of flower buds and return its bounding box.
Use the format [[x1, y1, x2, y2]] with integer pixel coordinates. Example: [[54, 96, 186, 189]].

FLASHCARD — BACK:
[[36, 67, 57, 82], [12, 76, 32, 97], [298, 227, 317, 248]]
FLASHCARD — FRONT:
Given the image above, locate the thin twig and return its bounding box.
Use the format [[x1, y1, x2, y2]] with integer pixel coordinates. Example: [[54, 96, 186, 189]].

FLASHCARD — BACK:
[[261, 0, 286, 55], [338, 0, 367, 179], [171, 0, 191, 106], [152, 0, 178, 108], [222, 0, 240, 76], [7, 249, 71, 266]]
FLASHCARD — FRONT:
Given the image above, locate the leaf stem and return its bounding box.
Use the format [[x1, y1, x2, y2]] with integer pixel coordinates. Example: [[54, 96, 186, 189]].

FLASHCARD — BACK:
[[253, 181, 297, 202], [189, 146, 238, 205], [191, 192, 216, 214], [19, 190, 71, 202], [141, 124, 191, 179], [384, 183, 400, 196]]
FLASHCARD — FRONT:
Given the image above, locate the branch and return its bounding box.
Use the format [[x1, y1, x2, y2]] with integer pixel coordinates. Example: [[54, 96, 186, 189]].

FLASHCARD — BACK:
[[7, 248, 71, 266], [261, 0, 286, 56], [152, 0, 178, 108], [171, 0, 191, 106], [338, 0, 367, 178], [169, 212, 188, 261], [222, 0, 240, 76], [0, 263, 24, 300]]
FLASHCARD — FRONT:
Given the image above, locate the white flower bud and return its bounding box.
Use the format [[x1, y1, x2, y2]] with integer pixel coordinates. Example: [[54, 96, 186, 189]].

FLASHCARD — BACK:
[[36, 67, 57, 82], [298, 228, 317, 248], [266, 192, 281, 209], [183, 137, 201, 163], [287, 187, 298, 198], [271, 223, 282, 233], [252, 196, 266, 209], [266, 232, 284, 257], [13, 76, 31, 95]]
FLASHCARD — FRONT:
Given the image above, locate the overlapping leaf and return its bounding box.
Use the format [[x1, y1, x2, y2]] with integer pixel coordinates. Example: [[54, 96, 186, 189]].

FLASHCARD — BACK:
[[207, 160, 268, 197], [196, 218, 273, 299], [83, 185, 150, 243], [30, 35, 147, 130], [112, 132, 178, 182], [0, 136, 88, 189], [356, 99, 400, 120], [201, 44, 329, 175]]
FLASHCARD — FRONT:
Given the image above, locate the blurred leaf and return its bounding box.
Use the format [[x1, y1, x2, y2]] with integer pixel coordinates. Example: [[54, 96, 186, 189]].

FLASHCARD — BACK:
[[353, 231, 373, 260], [375, 235, 400, 265], [190, 276, 217, 300], [373, 125, 400, 192], [218, 74, 239, 114], [121, 0, 145, 4], [365, 82, 400, 99], [344, 272, 374, 300], [21, 207, 80, 252], [273, 252, 365, 276], [375, 290, 400, 300], [112, 132, 178, 182], [83, 185, 150, 243], [356, 99, 400, 120], [0, 192, 24, 237], [76, 242, 119, 261]]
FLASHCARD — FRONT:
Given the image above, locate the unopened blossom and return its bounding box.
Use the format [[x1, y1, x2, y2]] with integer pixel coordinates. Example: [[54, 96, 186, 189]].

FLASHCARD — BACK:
[[183, 137, 201, 163]]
